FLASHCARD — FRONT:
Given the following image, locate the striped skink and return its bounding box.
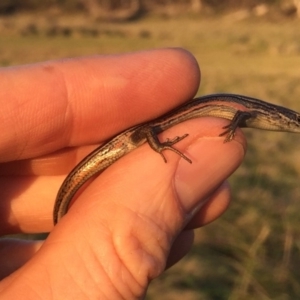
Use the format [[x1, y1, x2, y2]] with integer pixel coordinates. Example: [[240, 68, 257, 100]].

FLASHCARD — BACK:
[[53, 93, 300, 224]]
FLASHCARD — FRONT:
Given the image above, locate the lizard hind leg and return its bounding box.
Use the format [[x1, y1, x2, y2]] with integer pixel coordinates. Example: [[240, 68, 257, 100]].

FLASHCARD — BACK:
[[145, 129, 192, 163]]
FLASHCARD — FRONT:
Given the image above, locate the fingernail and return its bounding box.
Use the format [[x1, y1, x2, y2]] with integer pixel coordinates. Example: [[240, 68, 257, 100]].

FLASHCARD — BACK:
[[174, 137, 245, 213]]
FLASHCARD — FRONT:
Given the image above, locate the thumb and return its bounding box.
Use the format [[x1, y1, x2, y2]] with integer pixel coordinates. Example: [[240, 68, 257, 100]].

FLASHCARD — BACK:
[[0, 118, 245, 299]]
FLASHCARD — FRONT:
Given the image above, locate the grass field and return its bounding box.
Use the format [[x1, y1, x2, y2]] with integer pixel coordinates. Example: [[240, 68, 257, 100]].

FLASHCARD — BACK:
[[2, 13, 300, 299]]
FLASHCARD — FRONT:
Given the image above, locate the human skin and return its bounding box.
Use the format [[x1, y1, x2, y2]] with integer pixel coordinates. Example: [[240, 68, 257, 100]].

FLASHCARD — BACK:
[[0, 48, 245, 299]]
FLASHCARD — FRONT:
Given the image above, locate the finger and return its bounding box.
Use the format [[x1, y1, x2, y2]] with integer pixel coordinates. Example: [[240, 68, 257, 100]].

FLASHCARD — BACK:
[[0, 175, 58, 234], [0, 48, 200, 162], [0, 145, 98, 176], [0, 118, 246, 298]]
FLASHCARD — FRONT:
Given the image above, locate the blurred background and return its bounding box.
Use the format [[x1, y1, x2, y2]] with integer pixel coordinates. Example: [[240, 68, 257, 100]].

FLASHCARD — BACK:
[[1, 0, 300, 299]]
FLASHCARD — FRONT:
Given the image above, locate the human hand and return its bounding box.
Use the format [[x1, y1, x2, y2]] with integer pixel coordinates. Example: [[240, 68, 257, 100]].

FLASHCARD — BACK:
[[0, 49, 245, 299]]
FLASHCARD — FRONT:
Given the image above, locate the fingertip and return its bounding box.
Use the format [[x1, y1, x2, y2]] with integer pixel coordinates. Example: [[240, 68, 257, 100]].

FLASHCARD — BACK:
[[158, 47, 201, 99]]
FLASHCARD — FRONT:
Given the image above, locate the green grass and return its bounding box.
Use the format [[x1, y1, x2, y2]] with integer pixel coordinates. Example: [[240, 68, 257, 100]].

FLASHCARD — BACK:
[[2, 13, 300, 299]]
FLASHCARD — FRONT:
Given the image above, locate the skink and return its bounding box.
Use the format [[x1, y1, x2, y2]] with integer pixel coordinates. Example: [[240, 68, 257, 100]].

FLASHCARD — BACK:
[[53, 93, 300, 224]]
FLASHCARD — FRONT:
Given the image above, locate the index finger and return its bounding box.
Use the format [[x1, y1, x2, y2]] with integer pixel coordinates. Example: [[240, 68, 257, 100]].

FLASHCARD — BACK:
[[0, 48, 200, 162]]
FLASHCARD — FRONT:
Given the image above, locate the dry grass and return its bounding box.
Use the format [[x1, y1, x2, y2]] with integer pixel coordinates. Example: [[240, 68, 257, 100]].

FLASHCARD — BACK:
[[2, 13, 300, 299]]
